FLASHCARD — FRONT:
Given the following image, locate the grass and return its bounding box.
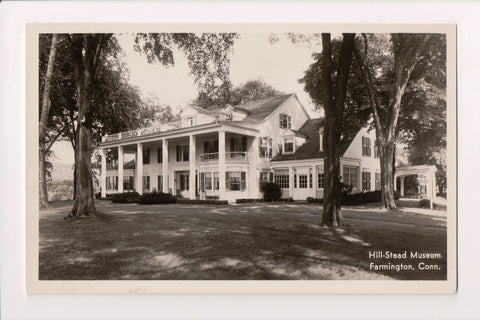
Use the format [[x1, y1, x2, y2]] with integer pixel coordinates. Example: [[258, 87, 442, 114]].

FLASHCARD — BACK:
[[39, 200, 447, 280]]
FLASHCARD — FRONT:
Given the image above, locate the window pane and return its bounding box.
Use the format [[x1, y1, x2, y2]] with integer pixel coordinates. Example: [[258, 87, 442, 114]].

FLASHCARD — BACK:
[[274, 168, 289, 189]]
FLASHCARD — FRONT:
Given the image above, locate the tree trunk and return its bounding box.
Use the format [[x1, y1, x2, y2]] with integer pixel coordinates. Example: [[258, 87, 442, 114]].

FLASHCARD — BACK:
[[380, 140, 397, 209], [321, 33, 355, 226], [69, 34, 104, 217], [39, 34, 58, 210]]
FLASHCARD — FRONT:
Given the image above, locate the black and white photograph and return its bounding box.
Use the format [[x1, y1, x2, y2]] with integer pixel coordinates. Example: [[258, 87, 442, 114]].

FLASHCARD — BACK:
[[25, 24, 456, 293]]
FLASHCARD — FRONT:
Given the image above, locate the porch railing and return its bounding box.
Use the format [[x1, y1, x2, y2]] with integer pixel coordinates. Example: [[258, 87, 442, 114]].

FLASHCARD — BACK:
[[102, 117, 217, 143], [200, 152, 249, 161]]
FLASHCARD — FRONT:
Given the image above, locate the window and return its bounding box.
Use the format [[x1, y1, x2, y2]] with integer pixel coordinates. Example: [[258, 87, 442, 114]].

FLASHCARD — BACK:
[[362, 171, 371, 191], [279, 113, 291, 129], [343, 166, 358, 189], [318, 167, 325, 188], [143, 148, 150, 164], [213, 172, 219, 190], [157, 147, 163, 163], [230, 137, 247, 157], [143, 176, 150, 192], [259, 171, 273, 187], [157, 175, 163, 191], [309, 168, 313, 188], [185, 116, 195, 127], [124, 176, 134, 191], [374, 140, 379, 158], [225, 113, 233, 120], [259, 136, 273, 158], [284, 135, 294, 153], [106, 176, 118, 190], [204, 172, 212, 190], [226, 172, 246, 191], [204, 140, 219, 154], [362, 136, 371, 157], [298, 173, 308, 189], [274, 168, 289, 189], [176, 145, 189, 162], [375, 172, 381, 191]]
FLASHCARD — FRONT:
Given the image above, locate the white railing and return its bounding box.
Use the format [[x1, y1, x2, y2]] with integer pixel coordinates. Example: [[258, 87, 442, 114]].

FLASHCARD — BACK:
[[200, 152, 249, 161], [102, 118, 218, 143]]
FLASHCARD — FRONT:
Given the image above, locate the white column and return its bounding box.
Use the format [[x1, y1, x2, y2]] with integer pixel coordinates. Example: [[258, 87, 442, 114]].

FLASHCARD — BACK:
[[189, 135, 196, 200], [288, 166, 294, 198], [248, 136, 260, 198], [118, 146, 124, 193], [219, 130, 226, 200], [162, 139, 169, 193], [136, 143, 143, 194], [101, 148, 106, 198]]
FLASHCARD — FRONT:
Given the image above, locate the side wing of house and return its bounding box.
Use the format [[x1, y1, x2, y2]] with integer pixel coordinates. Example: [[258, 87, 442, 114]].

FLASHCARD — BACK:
[[257, 94, 311, 162], [342, 126, 381, 192]]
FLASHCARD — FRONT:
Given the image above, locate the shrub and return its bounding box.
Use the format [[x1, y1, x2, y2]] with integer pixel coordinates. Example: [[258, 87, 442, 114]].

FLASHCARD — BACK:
[[94, 191, 102, 199], [261, 182, 282, 202], [110, 192, 141, 203], [139, 191, 177, 205], [418, 199, 432, 208], [340, 190, 401, 206]]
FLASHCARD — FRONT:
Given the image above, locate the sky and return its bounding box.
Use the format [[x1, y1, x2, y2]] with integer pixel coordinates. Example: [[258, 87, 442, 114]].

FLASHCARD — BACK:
[[51, 33, 324, 175]]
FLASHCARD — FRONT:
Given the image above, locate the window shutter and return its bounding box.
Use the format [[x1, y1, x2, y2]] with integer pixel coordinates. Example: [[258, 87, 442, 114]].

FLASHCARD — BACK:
[[242, 137, 247, 152], [230, 138, 235, 152], [214, 140, 218, 152]]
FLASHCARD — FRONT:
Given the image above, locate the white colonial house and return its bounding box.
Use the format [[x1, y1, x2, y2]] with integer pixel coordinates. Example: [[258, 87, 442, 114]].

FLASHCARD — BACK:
[[98, 93, 382, 203]]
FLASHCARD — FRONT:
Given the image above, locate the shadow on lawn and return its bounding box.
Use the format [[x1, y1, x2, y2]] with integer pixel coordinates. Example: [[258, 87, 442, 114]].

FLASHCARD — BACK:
[[39, 201, 447, 281]]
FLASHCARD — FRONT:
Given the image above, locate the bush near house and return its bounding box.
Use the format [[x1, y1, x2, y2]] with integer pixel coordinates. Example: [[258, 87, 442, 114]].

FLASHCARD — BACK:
[[341, 190, 401, 206], [138, 191, 177, 205], [110, 192, 141, 203], [261, 182, 282, 202]]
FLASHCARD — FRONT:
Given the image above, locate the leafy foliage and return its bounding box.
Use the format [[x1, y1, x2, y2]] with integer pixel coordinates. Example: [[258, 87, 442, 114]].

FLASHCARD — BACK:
[[299, 38, 372, 153], [261, 182, 282, 202], [134, 33, 238, 107], [138, 192, 177, 205], [193, 78, 285, 108]]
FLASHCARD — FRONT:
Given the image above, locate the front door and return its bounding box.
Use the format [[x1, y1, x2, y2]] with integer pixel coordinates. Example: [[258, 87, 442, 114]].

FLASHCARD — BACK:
[[175, 171, 190, 198]]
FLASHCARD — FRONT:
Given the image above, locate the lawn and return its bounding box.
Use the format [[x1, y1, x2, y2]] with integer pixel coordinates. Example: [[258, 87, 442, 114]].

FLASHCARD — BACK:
[[39, 200, 447, 280]]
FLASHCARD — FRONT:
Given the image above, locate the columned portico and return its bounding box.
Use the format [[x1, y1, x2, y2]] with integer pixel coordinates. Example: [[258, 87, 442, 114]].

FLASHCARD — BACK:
[[136, 143, 143, 194], [101, 148, 106, 198], [189, 135, 196, 199], [218, 130, 226, 200], [162, 139, 168, 193], [118, 146, 124, 193]]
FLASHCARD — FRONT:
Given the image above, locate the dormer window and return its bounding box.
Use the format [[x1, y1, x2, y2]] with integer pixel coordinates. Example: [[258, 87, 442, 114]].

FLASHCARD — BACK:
[[279, 113, 291, 129], [225, 113, 233, 120], [186, 117, 195, 127], [283, 135, 294, 153]]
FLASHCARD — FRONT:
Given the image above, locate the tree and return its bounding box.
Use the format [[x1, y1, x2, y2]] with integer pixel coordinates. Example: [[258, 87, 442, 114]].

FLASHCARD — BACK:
[[316, 33, 356, 226], [354, 33, 445, 209], [63, 33, 238, 217], [193, 78, 284, 108], [39, 34, 58, 209]]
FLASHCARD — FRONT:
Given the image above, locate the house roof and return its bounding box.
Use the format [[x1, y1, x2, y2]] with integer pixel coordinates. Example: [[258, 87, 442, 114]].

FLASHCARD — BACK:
[[272, 118, 325, 161], [236, 93, 295, 121], [191, 93, 295, 122]]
